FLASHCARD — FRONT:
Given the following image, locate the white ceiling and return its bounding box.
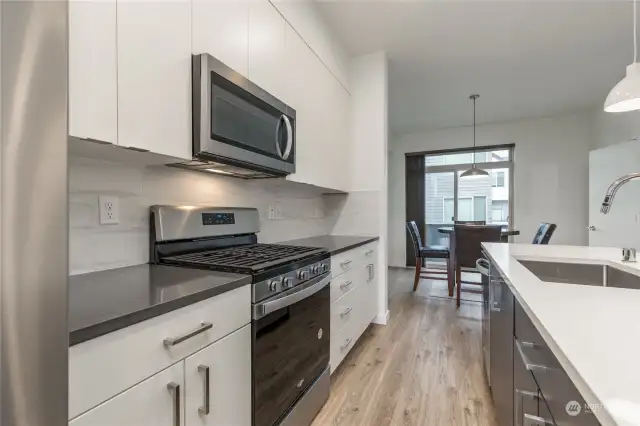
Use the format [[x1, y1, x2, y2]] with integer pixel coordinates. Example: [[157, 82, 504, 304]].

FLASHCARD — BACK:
[[317, 0, 633, 134]]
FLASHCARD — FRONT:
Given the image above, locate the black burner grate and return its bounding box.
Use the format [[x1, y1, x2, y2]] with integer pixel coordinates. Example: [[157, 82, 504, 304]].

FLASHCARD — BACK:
[[161, 244, 323, 273]]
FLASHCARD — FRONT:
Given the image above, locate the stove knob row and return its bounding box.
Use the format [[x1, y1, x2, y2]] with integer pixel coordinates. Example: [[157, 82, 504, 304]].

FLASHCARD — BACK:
[[298, 270, 309, 280], [269, 281, 278, 292], [282, 277, 293, 288], [320, 264, 328, 273], [312, 265, 320, 274]]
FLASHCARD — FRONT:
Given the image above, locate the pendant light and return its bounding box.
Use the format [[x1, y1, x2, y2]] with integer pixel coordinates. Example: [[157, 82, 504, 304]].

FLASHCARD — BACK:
[[604, 0, 640, 112], [461, 94, 489, 178]]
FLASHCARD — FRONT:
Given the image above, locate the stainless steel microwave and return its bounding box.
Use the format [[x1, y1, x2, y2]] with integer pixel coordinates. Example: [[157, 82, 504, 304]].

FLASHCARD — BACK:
[[181, 53, 296, 179]]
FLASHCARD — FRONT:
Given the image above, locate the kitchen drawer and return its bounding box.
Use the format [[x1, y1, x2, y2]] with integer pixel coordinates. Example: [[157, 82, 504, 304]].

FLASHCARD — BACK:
[[514, 300, 600, 426], [331, 249, 359, 278], [360, 242, 378, 263], [330, 266, 360, 304], [330, 314, 359, 374], [69, 285, 251, 420], [331, 277, 362, 336], [330, 241, 378, 279]]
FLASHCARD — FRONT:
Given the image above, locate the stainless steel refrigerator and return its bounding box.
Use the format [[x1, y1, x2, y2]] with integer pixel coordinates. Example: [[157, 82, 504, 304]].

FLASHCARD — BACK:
[[1, 1, 68, 425]]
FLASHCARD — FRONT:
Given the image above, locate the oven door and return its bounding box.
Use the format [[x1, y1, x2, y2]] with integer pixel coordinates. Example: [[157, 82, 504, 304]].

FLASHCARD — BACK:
[[252, 273, 330, 426], [193, 54, 295, 175]]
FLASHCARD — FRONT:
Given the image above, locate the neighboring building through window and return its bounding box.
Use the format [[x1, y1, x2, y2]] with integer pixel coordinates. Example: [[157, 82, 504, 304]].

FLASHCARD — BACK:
[[493, 171, 505, 188]]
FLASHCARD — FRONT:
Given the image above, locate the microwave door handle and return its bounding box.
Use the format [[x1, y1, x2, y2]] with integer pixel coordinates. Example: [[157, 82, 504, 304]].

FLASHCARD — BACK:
[[275, 115, 284, 159], [281, 115, 293, 160]]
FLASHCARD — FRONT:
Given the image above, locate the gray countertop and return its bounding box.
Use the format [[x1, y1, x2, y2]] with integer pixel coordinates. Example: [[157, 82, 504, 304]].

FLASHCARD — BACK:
[[69, 265, 251, 346], [279, 235, 379, 256]]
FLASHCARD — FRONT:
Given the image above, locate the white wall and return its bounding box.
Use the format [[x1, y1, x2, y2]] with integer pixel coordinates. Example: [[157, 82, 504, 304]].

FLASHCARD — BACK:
[[69, 157, 334, 274], [388, 111, 592, 267], [590, 108, 640, 150], [340, 52, 389, 324]]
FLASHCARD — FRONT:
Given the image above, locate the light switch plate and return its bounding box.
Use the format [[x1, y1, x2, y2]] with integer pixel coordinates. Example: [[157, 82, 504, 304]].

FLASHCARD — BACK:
[[99, 196, 119, 225]]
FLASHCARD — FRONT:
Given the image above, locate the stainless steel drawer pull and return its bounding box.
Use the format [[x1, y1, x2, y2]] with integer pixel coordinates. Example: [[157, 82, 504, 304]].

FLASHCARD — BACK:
[[198, 365, 210, 415], [365, 249, 374, 255], [167, 382, 181, 426], [341, 338, 353, 351], [340, 307, 352, 317], [367, 264, 375, 280], [340, 260, 352, 267], [163, 322, 213, 347], [515, 338, 550, 372], [524, 414, 554, 426], [340, 280, 353, 290], [516, 389, 539, 426]]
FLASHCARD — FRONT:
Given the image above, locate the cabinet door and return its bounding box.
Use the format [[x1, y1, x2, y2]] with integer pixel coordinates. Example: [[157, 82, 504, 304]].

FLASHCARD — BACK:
[[192, 0, 249, 76], [184, 325, 251, 426], [490, 270, 515, 426], [117, 0, 191, 159], [248, 1, 287, 102], [69, 363, 184, 426], [68, 0, 117, 144]]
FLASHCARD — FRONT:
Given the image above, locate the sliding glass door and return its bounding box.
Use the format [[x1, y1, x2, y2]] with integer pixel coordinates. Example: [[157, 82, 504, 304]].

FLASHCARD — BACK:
[[424, 148, 514, 247]]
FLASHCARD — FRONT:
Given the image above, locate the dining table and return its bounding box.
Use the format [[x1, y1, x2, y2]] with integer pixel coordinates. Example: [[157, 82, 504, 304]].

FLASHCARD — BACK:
[[437, 226, 520, 296]]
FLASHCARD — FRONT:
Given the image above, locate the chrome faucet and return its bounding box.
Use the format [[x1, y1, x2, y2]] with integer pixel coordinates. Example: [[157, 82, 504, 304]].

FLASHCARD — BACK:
[[601, 172, 640, 213]]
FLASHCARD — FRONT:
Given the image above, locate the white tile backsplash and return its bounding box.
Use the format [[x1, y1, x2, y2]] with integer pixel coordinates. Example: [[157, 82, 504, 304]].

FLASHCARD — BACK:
[[69, 157, 337, 274]]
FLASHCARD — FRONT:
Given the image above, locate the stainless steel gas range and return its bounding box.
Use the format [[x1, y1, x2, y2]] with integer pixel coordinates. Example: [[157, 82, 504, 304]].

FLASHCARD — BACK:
[[150, 206, 330, 426]]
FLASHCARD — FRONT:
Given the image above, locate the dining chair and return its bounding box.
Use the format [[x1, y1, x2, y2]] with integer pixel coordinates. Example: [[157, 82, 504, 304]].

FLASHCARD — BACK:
[[453, 224, 503, 307], [454, 220, 487, 225], [532, 223, 557, 244], [406, 221, 453, 292]]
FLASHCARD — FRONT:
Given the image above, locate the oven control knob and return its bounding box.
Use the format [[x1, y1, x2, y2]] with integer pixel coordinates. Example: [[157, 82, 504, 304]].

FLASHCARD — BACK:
[[269, 281, 278, 292], [282, 277, 293, 288], [321, 264, 328, 273], [298, 270, 309, 280], [312, 265, 320, 274]]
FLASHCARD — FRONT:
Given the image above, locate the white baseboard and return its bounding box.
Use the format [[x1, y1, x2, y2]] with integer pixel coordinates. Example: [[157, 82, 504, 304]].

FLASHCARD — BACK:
[[373, 310, 390, 325]]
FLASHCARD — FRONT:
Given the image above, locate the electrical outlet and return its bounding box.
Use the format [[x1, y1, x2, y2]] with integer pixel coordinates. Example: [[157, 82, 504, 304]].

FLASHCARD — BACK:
[[268, 205, 276, 220], [99, 196, 120, 225]]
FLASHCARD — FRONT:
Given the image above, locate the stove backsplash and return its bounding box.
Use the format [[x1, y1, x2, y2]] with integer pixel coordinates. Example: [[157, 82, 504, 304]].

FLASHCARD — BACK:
[[69, 157, 337, 275]]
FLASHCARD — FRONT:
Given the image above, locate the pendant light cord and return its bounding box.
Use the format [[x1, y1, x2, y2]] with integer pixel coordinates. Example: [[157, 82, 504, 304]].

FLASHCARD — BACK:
[[635, 0, 637, 63]]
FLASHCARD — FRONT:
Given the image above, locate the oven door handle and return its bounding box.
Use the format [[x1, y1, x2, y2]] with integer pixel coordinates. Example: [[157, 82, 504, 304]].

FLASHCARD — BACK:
[[253, 273, 330, 319]]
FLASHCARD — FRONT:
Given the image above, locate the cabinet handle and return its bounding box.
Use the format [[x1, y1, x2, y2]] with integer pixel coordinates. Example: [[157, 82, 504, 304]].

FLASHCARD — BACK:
[[515, 338, 551, 372], [340, 260, 352, 267], [163, 322, 212, 347], [198, 365, 210, 415], [367, 264, 374, 280], [340, 307, 352, 317], [167, 382, 181, 426], [490, 300, 501, 312], [515, 389, 539, 426], [365, 249, 374, 255], [340, 338, 353, 351], [524, 414, 554, 426], [340, 280, 353, 290]]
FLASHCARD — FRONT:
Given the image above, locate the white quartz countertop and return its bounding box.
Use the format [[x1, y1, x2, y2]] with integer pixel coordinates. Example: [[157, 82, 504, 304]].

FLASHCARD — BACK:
[[482, 243, 640, 426]]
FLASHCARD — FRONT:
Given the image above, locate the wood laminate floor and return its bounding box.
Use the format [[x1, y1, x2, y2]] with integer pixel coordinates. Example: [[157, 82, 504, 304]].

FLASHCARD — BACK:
[[312, 267, 497, 426]]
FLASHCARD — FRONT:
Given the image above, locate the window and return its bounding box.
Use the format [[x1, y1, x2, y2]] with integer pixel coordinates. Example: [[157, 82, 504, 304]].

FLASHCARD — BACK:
[[491, 200, 509, 223], [474, 196, 487, 221], [493, 171, 505, 188], [443, 198, 454, 224]]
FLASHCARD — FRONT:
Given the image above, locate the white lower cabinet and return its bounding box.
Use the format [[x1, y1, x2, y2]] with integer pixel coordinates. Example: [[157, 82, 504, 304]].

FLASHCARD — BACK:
[[329, 242, 379, 373], [69, 362, 184, 426], [185, 324, 252, 426]]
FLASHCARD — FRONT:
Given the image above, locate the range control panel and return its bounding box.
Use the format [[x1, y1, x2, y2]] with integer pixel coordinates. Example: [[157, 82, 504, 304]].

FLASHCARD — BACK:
[[202, 212, 235, 226]]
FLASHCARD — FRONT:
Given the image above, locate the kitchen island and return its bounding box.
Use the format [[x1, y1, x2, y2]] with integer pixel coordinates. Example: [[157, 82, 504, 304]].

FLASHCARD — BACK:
[[483, 243, 640, 426]]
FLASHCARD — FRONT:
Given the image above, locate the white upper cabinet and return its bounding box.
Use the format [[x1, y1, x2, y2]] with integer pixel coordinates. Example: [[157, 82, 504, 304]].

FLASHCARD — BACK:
[[248, 1, 287, 103], [117, 0, 192, 160], [68, 0, 118, 144], [192, 0, 250, 76]]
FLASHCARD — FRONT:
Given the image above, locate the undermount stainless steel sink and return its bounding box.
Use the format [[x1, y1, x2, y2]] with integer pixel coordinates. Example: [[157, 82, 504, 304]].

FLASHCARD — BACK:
[[519, 260, 640, 290]]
